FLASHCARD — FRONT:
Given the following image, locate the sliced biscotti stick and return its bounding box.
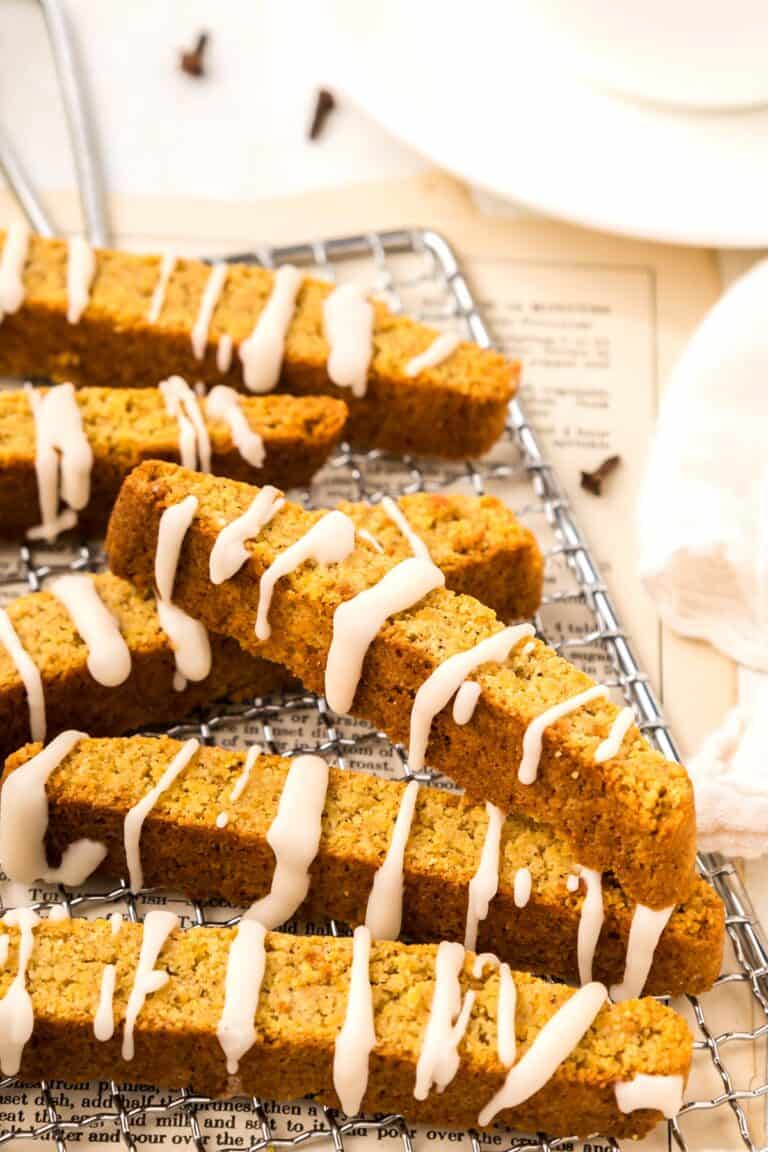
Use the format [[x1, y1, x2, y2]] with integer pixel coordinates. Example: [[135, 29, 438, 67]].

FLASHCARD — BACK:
[[0, 383, 347, 538], [0, 231, 516, 458], [1, 735, 723, 995], [0, 572, 295, 763], [106, 461, 696, 908], [0, 914, 691, 1137]]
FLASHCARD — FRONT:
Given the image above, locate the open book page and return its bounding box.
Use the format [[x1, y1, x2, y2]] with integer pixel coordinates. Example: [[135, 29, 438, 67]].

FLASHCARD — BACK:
[[0, 176, 753, 1152]]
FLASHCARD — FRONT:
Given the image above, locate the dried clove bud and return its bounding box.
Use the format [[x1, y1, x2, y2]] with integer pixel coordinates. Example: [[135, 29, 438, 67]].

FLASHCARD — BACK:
[[580, 455, 621, 496], [179, 31, 209, 78], [308, 88, 337, 141]]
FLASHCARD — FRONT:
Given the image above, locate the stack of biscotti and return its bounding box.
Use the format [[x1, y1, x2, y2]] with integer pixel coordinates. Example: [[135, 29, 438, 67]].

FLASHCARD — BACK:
[[0, 492, 542, 759], [0, 230, 518, 458]]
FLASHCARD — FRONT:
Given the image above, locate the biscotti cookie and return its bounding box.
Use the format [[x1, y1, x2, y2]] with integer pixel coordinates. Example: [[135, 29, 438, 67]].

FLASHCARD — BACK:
[[0, 381, 346, 539], [0, 734, 723, 996], [105, 461, 696, 909], [0, 228, 517, 458], [0, 913, 691, 1138]]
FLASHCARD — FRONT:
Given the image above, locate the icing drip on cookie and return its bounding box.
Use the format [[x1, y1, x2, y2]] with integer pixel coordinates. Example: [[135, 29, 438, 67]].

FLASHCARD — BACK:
[[0, 221, 30, 318], [414, 941, 475, 1100], [357, 529, 383, 553], [123, 739, 199, 891], [333, 925, 377, 1116], [0, 608, 45, 742], [122, 910, 179, 1060], [245, 754, 329, 929], [217, 918, 267, 1074], [478, 982, 608, 1126], [323, 283, 373, 398], [472, 953, 517, 1067], [380, 496, 431, 560], [159, 376, 212, 472], [147, 251, 175, 323], [575, 867, 604, 985], [513, 867, 532, 908], [595, 706, 634, 763], [325, 558, 445, 715], [66, 236, 95, 324], [240, 265, 302, 393], [94, 962, 117, 1042], [452, 680, 481, 725], [610, 904, 674, 1001], [217, 333, 233, 373], [615, 1074, 684, 1119], [0, 908, 40, 1074], [191, 262, 228, 360], [154, 495, 211, 691], [205, 385, 265, 468], [209, 487, 284, 584], [216, 744, 261, 829], [409, 624, 534, 773], [0, 730, 106, 885], [518, 685, 608, 785], [255, 510, 356, 640], [365, 779, 419, 940], [49, 574, 131, 687], [464, 802, 503, 952], [406, 332, 460, 378], [26, 383, 93, 541]]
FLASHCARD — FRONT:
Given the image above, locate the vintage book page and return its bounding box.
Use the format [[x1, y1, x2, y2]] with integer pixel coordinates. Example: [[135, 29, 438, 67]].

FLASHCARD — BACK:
[[0, 176, 755, 1152]]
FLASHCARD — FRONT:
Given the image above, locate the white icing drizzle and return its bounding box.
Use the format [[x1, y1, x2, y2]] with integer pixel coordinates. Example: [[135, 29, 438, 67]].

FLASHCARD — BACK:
[[595, 706, 635, 764], [154, 495, 211, 690], [122, 910, 179, 1061], [520, 640, 537, 657], [48, 903, 69, 922], [0, 221, 30, 318], [216, 745, 261, 829], [615, 1073, 684, 1119], [323, 283, 374, 398], [67, 236, 95, 324], [159, 376, 212, 473], [240, 265, 302, 393], [478, 982, 608, 1126], [191, 262, 228, 360], [255, 511, 356, 641], [365, 779, 419, 940], [380, 496, 431, 560], [245, 754, 329, 929], [0, 908, 39, 1074], [414, 941, 475, 1101], [333, 925, 377, 1115], [123, 739, 199, 891], [464, 802, 503, 951], [94, 964, 117, 1041], [610, 904, 675, 1001], [49, 574, 131, 687], [217, 333, 233, 373], [518, 685, 608, 785], [205, 385, 265, 468], [26, 383, 93, 542], [0, 608, 45, 742], [110, 912, 123, 937], [147, 251, 176, 324], [575, 867, 604, 985], [409, 624, 534, 773], [566, 873, 580, 893], [0, 730, 106, 885], [357, 529, 383, 553], [513, 867, 532, 909], [472, 954, 517, 1067], [405, 332, 461, 378], [209, 487, 284, 585], [452, 680, 481, 725], [217, 918, 267, 1074], [326, 558, 446, 715]]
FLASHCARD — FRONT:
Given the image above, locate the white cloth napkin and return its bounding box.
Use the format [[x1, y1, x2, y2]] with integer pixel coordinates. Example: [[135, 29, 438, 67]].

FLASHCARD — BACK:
[[638, 257, 768, 671]]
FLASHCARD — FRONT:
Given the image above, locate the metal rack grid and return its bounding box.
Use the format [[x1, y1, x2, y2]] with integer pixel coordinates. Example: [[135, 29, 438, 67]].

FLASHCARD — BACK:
[[0, 227, 766, 1152]]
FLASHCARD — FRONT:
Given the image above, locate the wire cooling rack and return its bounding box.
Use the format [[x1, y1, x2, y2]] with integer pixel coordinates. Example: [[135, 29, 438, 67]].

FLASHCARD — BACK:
[[0, 228, 767, 1152]]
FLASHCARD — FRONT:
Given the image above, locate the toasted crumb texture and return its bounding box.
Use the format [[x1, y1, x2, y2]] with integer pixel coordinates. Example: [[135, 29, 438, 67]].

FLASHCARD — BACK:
[[106, 462, 697, 908], [0, 386, 347, 536], [0, 917, 692, 1138], [4, 735, 723, 996], [0, 573, 294, 762], [0, 233, 518, 458]]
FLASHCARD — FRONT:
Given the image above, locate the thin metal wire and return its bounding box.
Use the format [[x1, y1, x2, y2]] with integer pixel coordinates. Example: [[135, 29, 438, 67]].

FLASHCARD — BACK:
[[0, 228, 765, 1152]]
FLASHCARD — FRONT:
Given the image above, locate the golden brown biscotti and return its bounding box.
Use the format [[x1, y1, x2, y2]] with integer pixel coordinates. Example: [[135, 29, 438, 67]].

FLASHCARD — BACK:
[[0, 916, 692, 1138], [3, 735, 723, 996], [106, 462, 696, 909], [0, 386, 347, 536], [0, 573, 296, 762], [0, 232, 517, 458]]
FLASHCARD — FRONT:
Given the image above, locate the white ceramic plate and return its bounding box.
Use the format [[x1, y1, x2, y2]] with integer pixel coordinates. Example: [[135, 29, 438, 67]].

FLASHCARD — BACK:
[[319, 1, 768, 248]]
